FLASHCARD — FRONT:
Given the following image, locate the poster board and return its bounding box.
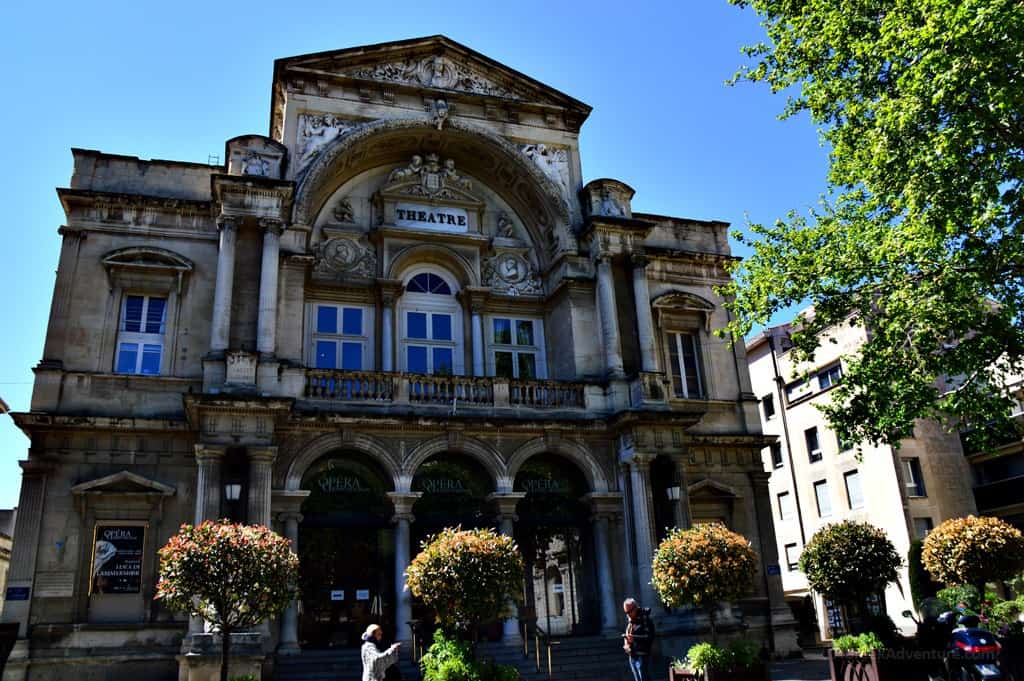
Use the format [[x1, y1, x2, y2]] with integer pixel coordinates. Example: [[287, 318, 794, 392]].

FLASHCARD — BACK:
[[90, 524, 146, 595]]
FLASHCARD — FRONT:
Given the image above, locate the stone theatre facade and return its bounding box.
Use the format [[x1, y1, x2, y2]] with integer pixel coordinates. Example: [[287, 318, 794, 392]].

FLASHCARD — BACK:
[[2, 37, 793, 680]]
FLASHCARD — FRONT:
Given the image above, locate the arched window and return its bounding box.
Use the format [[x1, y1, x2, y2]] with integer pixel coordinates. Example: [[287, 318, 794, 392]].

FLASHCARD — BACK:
[[399, 268, 463, 375]]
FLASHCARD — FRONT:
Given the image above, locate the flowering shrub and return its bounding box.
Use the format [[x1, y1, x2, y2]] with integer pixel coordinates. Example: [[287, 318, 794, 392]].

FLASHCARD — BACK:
[[651, 524, 758, 640], [405, 527, 524, 635], [157, 521, 298, 681], [922, 515, 1024, 588], [799, 521, 901, 604]]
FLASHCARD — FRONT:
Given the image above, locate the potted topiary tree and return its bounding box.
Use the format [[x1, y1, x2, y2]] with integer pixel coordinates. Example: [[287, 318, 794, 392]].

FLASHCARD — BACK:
[[404, 527, 523, 681], [922, 515, 1024, 594], [156, 520, 299, 681], [798, 521, 901, 681], [652, 524, 763, 681]]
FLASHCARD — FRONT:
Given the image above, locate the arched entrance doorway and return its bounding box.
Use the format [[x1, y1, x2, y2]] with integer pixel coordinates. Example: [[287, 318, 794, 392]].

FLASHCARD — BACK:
[[409, 452, 495, 637], [298, 453, 394, 648], [513, 454, 596, 636]]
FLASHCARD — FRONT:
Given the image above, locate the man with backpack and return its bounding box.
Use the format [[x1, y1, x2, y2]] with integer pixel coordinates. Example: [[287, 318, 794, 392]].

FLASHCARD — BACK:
[[622, 598, 656, 681]]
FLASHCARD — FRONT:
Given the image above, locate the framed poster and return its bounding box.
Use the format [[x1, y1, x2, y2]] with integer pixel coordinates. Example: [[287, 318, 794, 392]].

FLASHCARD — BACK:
[[90, 524, 146, 595]]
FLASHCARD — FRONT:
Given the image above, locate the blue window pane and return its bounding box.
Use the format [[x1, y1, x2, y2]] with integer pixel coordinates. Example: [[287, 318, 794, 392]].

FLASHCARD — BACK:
[[493, 318, 512, 344], [428, 274, 451, 295], [407, 273, 430, 293], [516, 320, 534, 346], [140, 344, 162, 375], [408, 346, 428, 374], [433, 348, 453, 374], [342, 308, 362, 335], [317, 306, 338, 334], [315, 340, 337, 369], [341, 342, 362, 370], [407, 312, 428, 339], [145, 298, 166, 334], [432, 314, 452, 341], [116, 343, 138, 373], [123, 296, 144, 332]]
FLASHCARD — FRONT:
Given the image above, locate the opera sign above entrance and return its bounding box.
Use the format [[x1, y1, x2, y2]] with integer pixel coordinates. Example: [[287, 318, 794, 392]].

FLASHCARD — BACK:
[[317, 474, 367, 494]]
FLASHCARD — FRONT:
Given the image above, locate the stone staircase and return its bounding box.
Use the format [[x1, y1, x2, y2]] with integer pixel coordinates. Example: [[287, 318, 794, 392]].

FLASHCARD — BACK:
[[273, 636, 672, 681]]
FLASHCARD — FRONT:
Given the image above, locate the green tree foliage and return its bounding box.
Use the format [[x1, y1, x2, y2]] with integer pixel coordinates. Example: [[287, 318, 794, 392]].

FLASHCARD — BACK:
[[651, 524, 759, 642], [724, 0, 1024, 449], [405, 527, 524, 636], [799, 521, 901, 608], [907, 539, 942, 610], [156, 521, 299, 681], [922, 515, 1024, 589]]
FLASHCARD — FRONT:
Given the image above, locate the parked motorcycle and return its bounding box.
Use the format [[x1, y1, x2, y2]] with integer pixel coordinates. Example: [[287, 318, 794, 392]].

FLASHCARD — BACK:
[[941, 613, 1002, 681]]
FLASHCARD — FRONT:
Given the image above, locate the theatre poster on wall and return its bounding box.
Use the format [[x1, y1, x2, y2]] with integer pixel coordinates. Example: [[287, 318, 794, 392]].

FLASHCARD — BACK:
[[90, 524, 145, 595]]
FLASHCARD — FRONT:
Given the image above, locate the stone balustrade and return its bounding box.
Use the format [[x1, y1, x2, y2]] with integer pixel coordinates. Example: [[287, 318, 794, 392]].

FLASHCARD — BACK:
[[509, 378, 586, 408]]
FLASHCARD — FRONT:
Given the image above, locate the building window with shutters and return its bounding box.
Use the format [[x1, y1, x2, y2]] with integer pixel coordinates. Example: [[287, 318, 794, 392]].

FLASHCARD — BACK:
[[115, 295, 166, 375], [664, 331, 704, 398]]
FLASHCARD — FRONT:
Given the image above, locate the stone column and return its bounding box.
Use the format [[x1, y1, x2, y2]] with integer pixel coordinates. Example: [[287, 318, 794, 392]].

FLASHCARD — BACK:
[[631, 254, 658, 373], [488, 492, 526, 644], [277, 511, 303, 655], [387, 492, 421, 642], [257, 218, 284, 357], [247, 447, 277, 527], [585, 493, 624, 633], [210, 215, 239, 353], [596, 255, 625, 378], [460, 287, 491, 377], [0, 461, 51, 637], [191, 445, 225, 633], [622, 445, 658, 608], [377, 280, 404, 372]]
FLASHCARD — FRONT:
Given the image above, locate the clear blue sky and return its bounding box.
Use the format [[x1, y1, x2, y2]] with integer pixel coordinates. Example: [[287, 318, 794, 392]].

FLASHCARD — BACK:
[[0, 0, 826, 508]]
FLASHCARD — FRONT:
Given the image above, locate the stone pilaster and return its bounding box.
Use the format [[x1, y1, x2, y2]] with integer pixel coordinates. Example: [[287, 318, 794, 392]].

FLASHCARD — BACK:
[[277, 511, 303, 655], [193, 445, 225, 524], [377, 279, 404, 372], [585, 493, 625, 633], [631, 254, 658, 373], [0, 460, 51, 637], [488, 492, 526, 644], [247, 447, 277, 527], [257, 218, 284, 357], [749, 471, 800, 654], [387, 492, 422, 642], [210, 215, 239, 353], [595, 255, 625, 378], [461, 287, 491, 377], [620, 438, 658, 608]]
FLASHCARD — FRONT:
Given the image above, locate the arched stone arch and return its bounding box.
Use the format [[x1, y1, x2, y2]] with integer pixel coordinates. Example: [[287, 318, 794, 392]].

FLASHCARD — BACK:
[[403, 435, 509, 491], [388, 244, 479, 288], [292, 117, 575, 267], [284, 432, 401, 491], [507, 437, 609, 493]]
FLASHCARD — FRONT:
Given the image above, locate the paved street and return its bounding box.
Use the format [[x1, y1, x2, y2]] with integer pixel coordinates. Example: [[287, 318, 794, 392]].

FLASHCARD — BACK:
[[769, 657, 830, 681]]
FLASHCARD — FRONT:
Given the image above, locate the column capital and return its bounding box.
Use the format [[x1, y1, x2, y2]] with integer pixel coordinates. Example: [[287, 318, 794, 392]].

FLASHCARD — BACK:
[[459, 286, 492, 315], [258, 217, 286, 235], [748, 470, 772, 488], [487, 492, 526, 521], [249, 446, 278, 464], [630, 253, 649, 269], [276, 511, 304, 525], [194, 444, 227, 462], [387, 491, 422, 521], [376, 278, 405, 307], [583, 492, 624, 520], [216, 214, 240, 231]]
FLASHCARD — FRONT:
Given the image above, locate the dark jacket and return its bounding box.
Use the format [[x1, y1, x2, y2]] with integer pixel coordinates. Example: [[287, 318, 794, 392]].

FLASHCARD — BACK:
[[624, 607, 655, 656]]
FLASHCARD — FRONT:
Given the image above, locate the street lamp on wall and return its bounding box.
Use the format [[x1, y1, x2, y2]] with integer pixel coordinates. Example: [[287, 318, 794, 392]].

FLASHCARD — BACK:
[[224, 483, 242, 503], [666, 486, 681, 501]]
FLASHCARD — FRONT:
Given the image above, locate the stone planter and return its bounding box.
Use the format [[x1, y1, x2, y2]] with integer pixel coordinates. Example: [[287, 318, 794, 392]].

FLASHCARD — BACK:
[[669, 664, 769, 681], [669, 665, 700, 681]]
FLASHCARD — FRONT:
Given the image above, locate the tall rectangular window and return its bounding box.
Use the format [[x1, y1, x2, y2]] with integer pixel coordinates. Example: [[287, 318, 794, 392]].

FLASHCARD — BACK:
[[778, 491, 795, 521], [312, 304, 369, 371], [404, 310, 455, 374], [785, 543, 801, 571], [805, 427, 822, 462], [666, 332, 703, 398], [115, 295, 166, 375], [770, 442, 784, 469], [490, 317, 544, 379], [844, 470, 864, 509], [762, 394, 776, 420], [903, 458, 927, 497], [814, 479, 832, 517]]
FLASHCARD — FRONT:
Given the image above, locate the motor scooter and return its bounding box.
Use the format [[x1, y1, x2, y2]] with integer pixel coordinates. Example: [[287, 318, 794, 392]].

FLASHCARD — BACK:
[[941, 612, 1002, 681]]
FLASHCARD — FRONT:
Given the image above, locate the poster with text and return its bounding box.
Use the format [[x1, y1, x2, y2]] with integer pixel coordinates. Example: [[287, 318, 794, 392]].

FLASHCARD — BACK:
[[91, 525, 145, 594]]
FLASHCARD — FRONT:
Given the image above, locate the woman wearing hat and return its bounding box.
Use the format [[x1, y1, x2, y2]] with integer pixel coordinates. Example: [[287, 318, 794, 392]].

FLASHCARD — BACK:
[[360, 624, 401, 681]]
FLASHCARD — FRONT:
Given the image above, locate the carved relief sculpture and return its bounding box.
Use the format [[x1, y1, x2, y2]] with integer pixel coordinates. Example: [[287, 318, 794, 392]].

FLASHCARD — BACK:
[[482, 252, 543, 296], [497, 212, 516, 239], [345, 55, 527, 100], [433, 98, 450, 130], [521, 143, 571, 197], [297, 113, 358, 169], [385, 153, 473, 200], [333, 198, 355, 223], [241, 152, 270, 177], [313, 233, 377, 279]]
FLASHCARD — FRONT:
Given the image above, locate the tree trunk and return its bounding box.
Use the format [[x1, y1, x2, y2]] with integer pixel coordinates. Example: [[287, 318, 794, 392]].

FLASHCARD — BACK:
[[221, 624, 231, 681], [708, 605, 717, 645]]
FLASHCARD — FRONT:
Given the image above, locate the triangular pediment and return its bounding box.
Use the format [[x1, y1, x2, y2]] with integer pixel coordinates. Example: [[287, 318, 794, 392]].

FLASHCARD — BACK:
[[71, 470, 176, 496], [274, 36, 591, 112], [688, 478, 742, 499]]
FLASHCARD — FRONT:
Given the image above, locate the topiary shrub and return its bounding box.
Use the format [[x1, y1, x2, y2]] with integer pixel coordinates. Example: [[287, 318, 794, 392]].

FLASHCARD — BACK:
[[799, 521, 901, 634], [419, 631, 518, 681], [922, 515, 1024, 590], [405, 527, 524, 638], [652, 524, 759, 642]]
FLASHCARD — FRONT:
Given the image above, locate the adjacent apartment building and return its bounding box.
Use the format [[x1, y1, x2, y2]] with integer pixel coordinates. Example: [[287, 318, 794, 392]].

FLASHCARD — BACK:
[[747, 317, 977, 641], [1, 36, 794, 681]]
